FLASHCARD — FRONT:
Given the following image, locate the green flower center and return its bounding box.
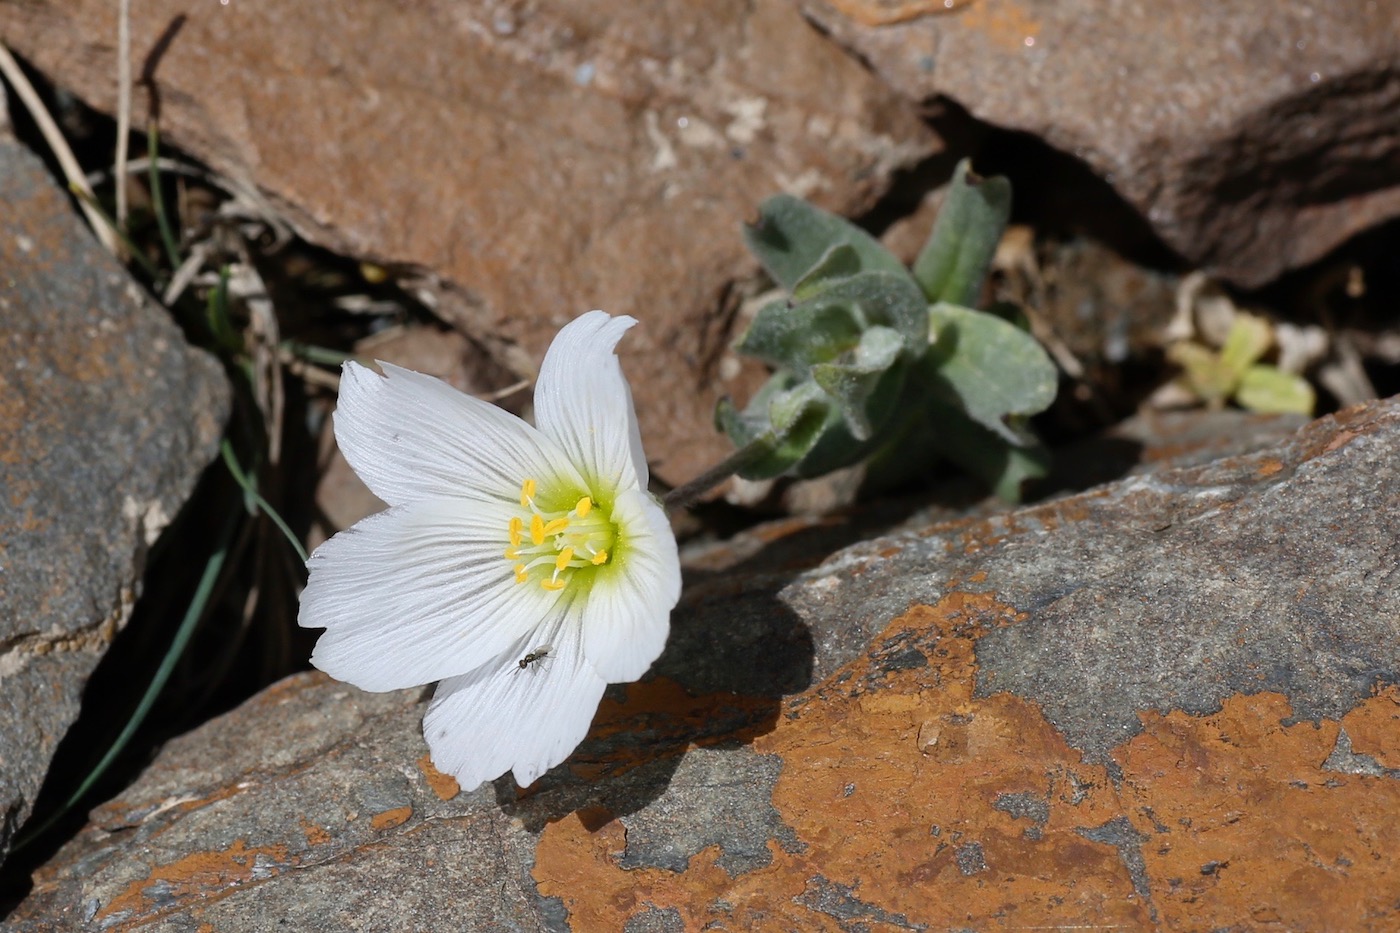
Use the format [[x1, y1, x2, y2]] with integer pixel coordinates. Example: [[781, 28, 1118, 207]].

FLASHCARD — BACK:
[[505, 477, 615, 591]]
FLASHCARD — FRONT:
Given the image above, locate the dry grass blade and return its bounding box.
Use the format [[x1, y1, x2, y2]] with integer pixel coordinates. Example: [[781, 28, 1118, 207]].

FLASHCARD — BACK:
[[0, 42, 120, 254], [115, 0, 132, 234]]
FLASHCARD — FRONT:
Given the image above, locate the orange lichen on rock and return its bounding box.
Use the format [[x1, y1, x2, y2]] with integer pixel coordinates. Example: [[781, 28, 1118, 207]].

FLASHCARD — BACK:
[[417, 753, 461, 801], [571, 676, 776, 782], [532, 591, 1400, 928], [95, 839, 291, 925], [1341, 685, 1400, 769], [534, 597, 1152, 928], [369, 806, 413, 831], [299, 817, 331, 847], [1118, 692, 1400, 928]]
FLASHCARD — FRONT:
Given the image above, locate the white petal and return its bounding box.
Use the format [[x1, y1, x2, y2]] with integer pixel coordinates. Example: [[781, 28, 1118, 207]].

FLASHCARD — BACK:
[[335, 361, 586, 507], [422, 617, 606, 790], [299, 498, 565, 692], [579, 488, 681, 682], [533, 311, 649, 495]]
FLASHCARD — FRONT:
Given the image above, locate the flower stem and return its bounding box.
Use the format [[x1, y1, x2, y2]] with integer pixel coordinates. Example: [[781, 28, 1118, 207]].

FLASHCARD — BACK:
[[662, 439, 772, 511]]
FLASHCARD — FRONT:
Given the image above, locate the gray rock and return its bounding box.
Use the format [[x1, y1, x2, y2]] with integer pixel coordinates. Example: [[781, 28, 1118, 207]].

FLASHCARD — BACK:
[[8, 400, 1399, 928], [0, 136, 228, 865], [803, 0, 1400, 287]]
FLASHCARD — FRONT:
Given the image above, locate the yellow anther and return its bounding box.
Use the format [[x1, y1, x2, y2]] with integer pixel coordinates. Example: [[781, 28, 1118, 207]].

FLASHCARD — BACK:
[[513, 563, 528, 584], [542, 517, 569, 537], [555, 547, 575, 571], [530, 513, 545, 546], [574, 496, 592, 518], [508, 516, 523, 548], [541, 578, 566, 591], [591, 549, 608, 565], [520, 478, 537, 507], [504, 546, 520, 560]]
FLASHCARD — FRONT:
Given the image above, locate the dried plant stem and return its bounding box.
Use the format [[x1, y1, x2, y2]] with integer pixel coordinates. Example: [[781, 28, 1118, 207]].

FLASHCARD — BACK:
[[0, 42, 120, 254], [662, 440, 772, 512], [115, 0, 132, 235]]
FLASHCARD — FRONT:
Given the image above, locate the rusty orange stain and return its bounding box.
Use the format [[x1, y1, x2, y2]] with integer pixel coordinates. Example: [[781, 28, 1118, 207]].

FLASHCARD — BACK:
[[299, 817, 331, 847], [95, 839, 291, 925], [370, 806, 413, 831], [1119, 692, 1400, 927], [958, 0, 1042, 53], [532, 596, 1400, 928], [1324, 429, 1358, 453], [418, 753, 461, 801], [825, 0, 976, 28], [1340, 685, 1400, 770], [1255, 457, 1285, 477]]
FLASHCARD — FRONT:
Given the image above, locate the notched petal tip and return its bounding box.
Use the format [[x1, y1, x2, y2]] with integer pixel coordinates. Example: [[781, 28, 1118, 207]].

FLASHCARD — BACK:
[[534, 311, 649, 495]]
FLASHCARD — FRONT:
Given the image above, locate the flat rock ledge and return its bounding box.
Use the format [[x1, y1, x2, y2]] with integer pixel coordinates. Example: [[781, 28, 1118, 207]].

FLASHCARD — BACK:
[[9, 397, 1399, 930]]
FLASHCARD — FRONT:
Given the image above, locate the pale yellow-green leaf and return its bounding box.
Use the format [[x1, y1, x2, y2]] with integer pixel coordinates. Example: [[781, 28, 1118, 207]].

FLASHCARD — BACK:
[[1236, 365, 1316, 415], [1219, 312, 1273, 377], [1166, 340, 1235, 406]]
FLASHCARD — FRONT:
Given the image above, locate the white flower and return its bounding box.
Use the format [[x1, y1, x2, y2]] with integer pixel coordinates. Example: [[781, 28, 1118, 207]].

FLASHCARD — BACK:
[[298, 311, 681, 790]]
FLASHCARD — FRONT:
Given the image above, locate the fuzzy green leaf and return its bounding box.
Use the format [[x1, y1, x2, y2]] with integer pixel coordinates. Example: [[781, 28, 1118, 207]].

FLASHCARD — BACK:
[[810, 326, 905, 441], [743, 194, 910, 291], [718, 378, 839, 480], [737, 297, 864, 371], [931, 401, 1051, 502], [737, 270, 929, 371], [924, 302, 1057, 445], [791, 244, 864, 301], [912, 159, 1012, 307], [806, 271, 929, 358]]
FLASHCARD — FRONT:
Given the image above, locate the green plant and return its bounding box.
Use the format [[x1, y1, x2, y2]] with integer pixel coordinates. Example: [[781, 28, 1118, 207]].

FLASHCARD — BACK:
[[1167, 311, 1315, 415], [718, 160, 1058, 501]]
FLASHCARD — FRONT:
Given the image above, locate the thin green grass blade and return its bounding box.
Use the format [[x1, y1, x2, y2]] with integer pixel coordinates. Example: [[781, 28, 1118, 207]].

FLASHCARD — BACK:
[[221, 440, 309, 563], [146, 122, 182, 271]]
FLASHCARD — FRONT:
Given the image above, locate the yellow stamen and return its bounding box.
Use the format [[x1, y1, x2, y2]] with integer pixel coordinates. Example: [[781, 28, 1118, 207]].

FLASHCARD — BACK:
[[591, 549, 608, 565], [530, 514, 545, 546], [542, 578, 566, 591], [508, 516, 522, 548], [542, 517, 569, 537], [513, 563, 528, 584], [575, 496, 592, 518], [520, 478, 537, 507], [555, 547, 574, 570], [504, 546, 520, 560]]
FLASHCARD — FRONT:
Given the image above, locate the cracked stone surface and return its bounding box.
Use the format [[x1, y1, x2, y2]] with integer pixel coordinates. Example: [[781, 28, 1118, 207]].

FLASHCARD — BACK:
[[8, 399, 1398, 928], [804, 0, 1400, 287], [0, 136, 228, 865], [0, 0, 936, 486]]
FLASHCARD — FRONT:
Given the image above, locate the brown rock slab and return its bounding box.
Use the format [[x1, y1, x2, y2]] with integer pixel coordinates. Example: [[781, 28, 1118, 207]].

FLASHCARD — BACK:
[[0, 136, 228, 864], [0, 0, 936, 485], [804, 0, 1400, 287], [9, 399, 1399, 928]]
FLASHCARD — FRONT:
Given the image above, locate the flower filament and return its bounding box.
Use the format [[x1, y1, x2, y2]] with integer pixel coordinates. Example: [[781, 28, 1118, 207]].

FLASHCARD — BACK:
[[506, 478, 615, 590]]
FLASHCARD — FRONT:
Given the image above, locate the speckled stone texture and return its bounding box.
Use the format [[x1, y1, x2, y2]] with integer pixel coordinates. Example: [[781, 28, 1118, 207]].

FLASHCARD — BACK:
[[804, 0, 1400, 287], [0, 136, 228, 866], [0, 0, 936, 487], [8, 400, 1397, 929]]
